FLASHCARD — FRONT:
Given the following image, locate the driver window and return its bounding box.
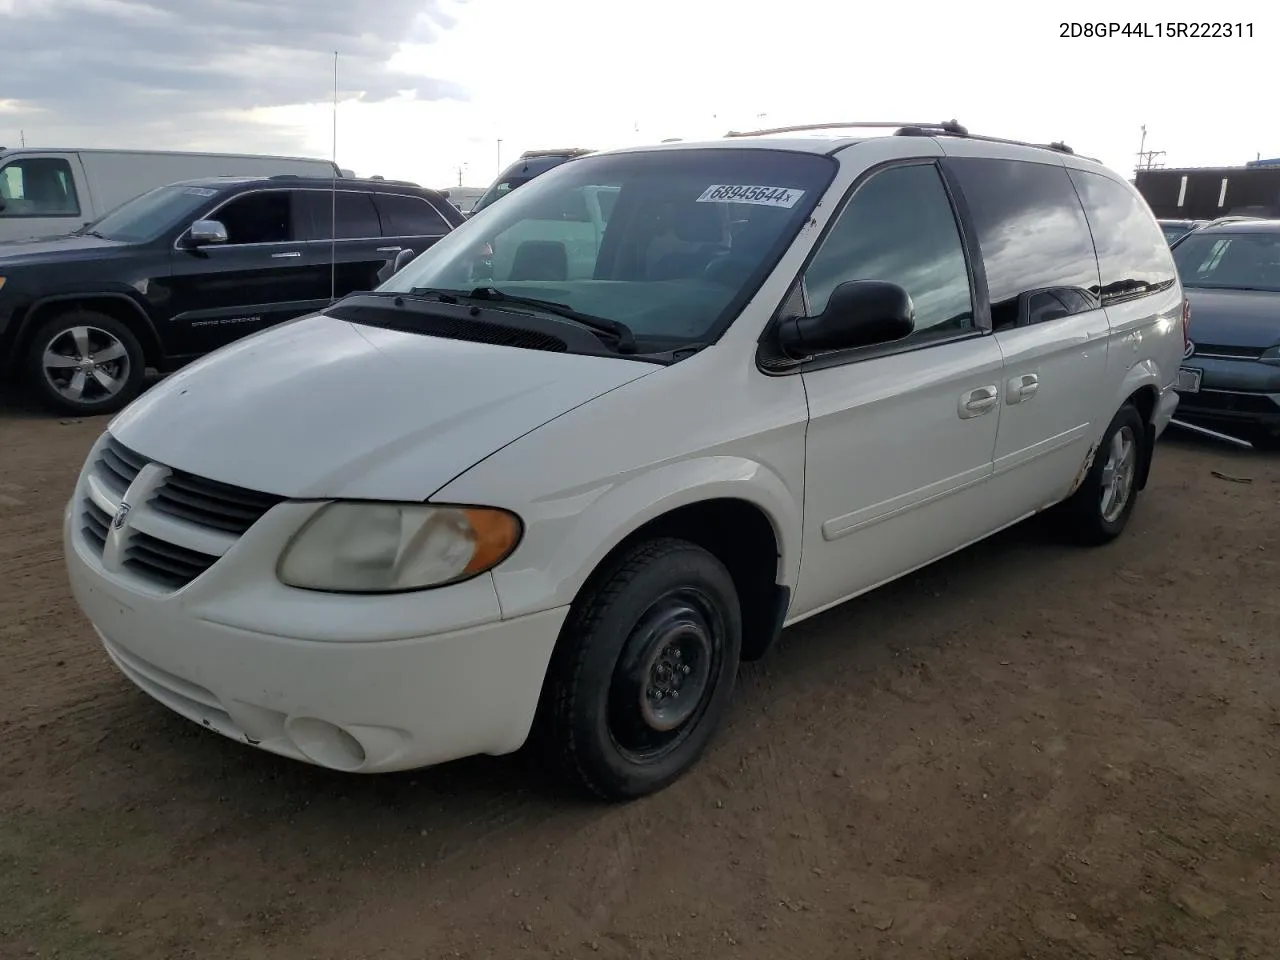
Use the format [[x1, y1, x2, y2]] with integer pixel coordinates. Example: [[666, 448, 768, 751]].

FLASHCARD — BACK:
[[215, 190, 294, 245], [804, 163, 974, 340], [0, 157, 81, 218]]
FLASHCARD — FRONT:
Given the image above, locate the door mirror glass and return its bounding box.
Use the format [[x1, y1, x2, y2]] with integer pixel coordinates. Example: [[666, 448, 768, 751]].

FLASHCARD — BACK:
[[779, 280, 915, 356], [187, 219, 228, 247]]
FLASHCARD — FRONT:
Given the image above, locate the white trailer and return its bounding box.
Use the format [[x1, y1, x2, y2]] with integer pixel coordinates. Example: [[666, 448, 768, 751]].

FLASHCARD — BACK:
[[0, 147, 343, 242]]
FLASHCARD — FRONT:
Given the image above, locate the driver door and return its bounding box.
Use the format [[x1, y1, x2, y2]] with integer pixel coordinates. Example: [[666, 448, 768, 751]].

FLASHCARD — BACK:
[[791, 145, 1008, 618]]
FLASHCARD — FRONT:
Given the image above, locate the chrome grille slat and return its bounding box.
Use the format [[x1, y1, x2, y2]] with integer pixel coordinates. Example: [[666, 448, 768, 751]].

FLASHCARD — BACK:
[[81, 434, 282, 592], [98, 444, 141, 493], [151, 470, 284, 535], [124, 533, 218, 588], [82, 499, 110, 550]]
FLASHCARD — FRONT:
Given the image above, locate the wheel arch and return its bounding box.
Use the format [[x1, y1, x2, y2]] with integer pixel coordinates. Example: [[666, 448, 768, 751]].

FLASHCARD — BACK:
[[1113, 360, 1163, 491], [483, 457, 802, 664], [15, 292, 162, 370]]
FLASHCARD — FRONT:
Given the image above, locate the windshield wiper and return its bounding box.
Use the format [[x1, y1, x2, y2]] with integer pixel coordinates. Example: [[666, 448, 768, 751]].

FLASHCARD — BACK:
[[406, 286, 637, 353]]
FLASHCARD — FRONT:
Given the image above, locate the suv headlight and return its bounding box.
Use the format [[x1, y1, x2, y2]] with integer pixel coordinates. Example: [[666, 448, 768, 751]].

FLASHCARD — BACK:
[[277, 502, 522, 593]]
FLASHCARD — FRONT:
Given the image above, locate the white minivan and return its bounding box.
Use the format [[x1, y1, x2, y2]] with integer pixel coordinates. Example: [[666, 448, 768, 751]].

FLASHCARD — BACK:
[[0, 147, 343, 243], [63, 122, 1187, 800]]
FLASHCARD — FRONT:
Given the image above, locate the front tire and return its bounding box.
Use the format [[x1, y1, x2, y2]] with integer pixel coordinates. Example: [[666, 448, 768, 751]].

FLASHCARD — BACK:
[[540, 537, 742, 801], [1056, 403, 1145, 545], [24, 310, 146, 416], [1246, 426, 1280, 452]]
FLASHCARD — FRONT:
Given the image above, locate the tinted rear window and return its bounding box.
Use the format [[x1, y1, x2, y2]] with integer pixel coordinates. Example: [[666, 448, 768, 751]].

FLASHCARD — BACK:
[[1068, 170, 1177, 302], [374, 193, 450, 236], [949, 157, 1099, 327]]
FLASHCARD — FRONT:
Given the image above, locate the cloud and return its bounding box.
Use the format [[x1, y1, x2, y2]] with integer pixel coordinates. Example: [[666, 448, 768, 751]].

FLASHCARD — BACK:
[[0, 0, 468, 153]]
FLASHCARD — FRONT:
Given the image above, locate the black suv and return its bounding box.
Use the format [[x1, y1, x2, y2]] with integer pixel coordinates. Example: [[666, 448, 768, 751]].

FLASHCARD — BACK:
[[0, 174, 463, 414]]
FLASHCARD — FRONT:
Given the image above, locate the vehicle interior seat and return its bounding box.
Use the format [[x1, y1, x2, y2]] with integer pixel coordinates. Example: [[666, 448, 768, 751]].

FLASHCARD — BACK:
[[509, 240, 569, 281]]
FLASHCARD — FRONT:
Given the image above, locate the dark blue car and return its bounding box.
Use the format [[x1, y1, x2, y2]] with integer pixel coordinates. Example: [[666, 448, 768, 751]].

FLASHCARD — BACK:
[[1171, 219, 1280, 449]]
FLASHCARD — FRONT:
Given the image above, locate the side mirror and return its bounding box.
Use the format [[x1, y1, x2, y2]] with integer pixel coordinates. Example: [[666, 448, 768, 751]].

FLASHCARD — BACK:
[[777, 280, 915, 357], [187, 219, 228, 247], [376, 248, 416, 284]]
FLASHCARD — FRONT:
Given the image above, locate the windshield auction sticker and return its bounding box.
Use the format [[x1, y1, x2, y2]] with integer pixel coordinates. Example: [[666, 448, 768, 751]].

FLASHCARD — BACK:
[[696, 185, 805, 208]]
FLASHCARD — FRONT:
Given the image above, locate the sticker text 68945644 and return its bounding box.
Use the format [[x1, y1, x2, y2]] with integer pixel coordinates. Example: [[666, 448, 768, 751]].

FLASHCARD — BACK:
[[696, 185, 805, 208]]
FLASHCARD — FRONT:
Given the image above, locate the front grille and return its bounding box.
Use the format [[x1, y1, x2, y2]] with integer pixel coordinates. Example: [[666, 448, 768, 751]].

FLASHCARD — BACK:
[[98, 437, 146, 495], [82, 498, 111, 550], [80, 434, 283, 592], [1181, 390, 1280, 415], [123, 532, 219, 589], [1193, 343, 1266, 360], [151, 468, 285, 535]]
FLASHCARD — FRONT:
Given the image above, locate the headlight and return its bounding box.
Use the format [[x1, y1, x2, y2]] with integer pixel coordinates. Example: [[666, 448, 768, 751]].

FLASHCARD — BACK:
[[277, 502, 522, 593], [0, 276, 7, 293]]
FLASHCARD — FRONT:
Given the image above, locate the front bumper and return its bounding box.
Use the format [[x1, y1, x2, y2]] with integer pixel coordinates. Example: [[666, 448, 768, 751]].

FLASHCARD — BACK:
[[63, 448, 568, 774], [1177, 355, 1280, 430]]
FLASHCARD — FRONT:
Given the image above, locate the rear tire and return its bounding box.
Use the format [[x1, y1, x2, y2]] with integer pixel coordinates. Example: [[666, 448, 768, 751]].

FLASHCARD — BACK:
[[24, 310, 146, 416], [539, 537, 742, 801], [1055, 404, 1145, 545]]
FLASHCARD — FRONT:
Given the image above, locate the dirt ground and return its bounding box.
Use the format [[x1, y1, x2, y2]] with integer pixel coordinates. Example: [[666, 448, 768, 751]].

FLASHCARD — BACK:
[[1, 391, 1278, 960]]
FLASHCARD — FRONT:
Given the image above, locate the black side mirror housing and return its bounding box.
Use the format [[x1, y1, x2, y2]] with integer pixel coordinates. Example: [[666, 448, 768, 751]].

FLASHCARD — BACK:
[[776, 280, 915, 357]]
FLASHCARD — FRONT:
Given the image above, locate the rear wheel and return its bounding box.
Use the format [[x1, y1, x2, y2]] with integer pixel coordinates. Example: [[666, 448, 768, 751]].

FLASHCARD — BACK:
[[539, 537, 742, 801], [1056, 404, 1145, 545], [24, 310, 146, 416]]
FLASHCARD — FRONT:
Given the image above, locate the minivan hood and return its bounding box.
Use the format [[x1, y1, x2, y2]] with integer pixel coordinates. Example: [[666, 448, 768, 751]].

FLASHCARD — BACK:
[[0, 232, 124, 264], [1185, 287, 1280, 349], [109, 313, 657, 500]]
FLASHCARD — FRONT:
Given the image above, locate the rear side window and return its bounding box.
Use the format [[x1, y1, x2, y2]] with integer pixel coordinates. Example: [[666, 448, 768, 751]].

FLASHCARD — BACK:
[[803, 162, 974, 341], [295, 190, 382, 240], [1068, 170, 1177, 302], [373, 193, 449, 236], [0, 157, 81, 218], [948, 157, 1099, 328]]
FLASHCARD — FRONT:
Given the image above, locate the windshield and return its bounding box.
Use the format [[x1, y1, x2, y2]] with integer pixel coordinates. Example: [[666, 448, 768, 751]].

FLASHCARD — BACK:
[[1172, 232, 1280, 292], [381, 148, 836, 346], [88, 183, 220, 243]]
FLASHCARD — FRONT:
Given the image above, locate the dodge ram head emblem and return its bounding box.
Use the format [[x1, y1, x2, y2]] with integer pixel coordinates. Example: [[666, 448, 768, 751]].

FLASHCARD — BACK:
[[112, 501, 131, 530], [1184, 340, 1196, 359]]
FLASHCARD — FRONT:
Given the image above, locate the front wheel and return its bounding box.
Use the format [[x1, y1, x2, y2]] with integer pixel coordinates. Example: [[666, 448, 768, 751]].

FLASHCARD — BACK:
[[1246, 426, 1280, 452], [1055, 403, 1145, 545], [24, 310, 146, 416], [539, 538, 742, 801]]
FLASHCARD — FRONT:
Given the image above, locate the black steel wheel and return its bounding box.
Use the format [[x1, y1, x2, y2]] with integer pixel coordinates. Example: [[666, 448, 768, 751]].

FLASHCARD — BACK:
[[539, 537, 742, 800]]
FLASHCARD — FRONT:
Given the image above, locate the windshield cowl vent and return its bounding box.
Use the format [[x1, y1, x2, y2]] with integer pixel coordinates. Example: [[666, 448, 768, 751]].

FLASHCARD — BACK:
[[325, 303, 569, 353]]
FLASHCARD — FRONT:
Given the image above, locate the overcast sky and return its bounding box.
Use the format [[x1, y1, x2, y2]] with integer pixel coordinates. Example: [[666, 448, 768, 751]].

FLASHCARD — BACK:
[[1, 0, 1276, 190]]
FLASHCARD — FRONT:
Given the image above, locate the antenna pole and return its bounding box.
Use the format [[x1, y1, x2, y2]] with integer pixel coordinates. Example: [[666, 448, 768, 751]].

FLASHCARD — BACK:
[[1134, 123, 1165, 175], [19, 129, 25, 147], [330, 50, 338, 304]]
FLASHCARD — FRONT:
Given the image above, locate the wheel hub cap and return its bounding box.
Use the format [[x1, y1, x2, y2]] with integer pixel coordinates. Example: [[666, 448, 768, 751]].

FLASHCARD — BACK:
[[1100, 425, 1137, 524], [41, 325, 131, 403]]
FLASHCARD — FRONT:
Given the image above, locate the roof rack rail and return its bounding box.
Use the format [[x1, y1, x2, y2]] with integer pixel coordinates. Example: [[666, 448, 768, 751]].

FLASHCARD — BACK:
[[724, 120, 1091, 161], [725, 120, 968, 138]]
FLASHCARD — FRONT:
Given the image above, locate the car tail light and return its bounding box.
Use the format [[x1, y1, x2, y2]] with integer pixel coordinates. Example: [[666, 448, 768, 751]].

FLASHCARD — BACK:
[[1181, 297, 1191, 347]]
